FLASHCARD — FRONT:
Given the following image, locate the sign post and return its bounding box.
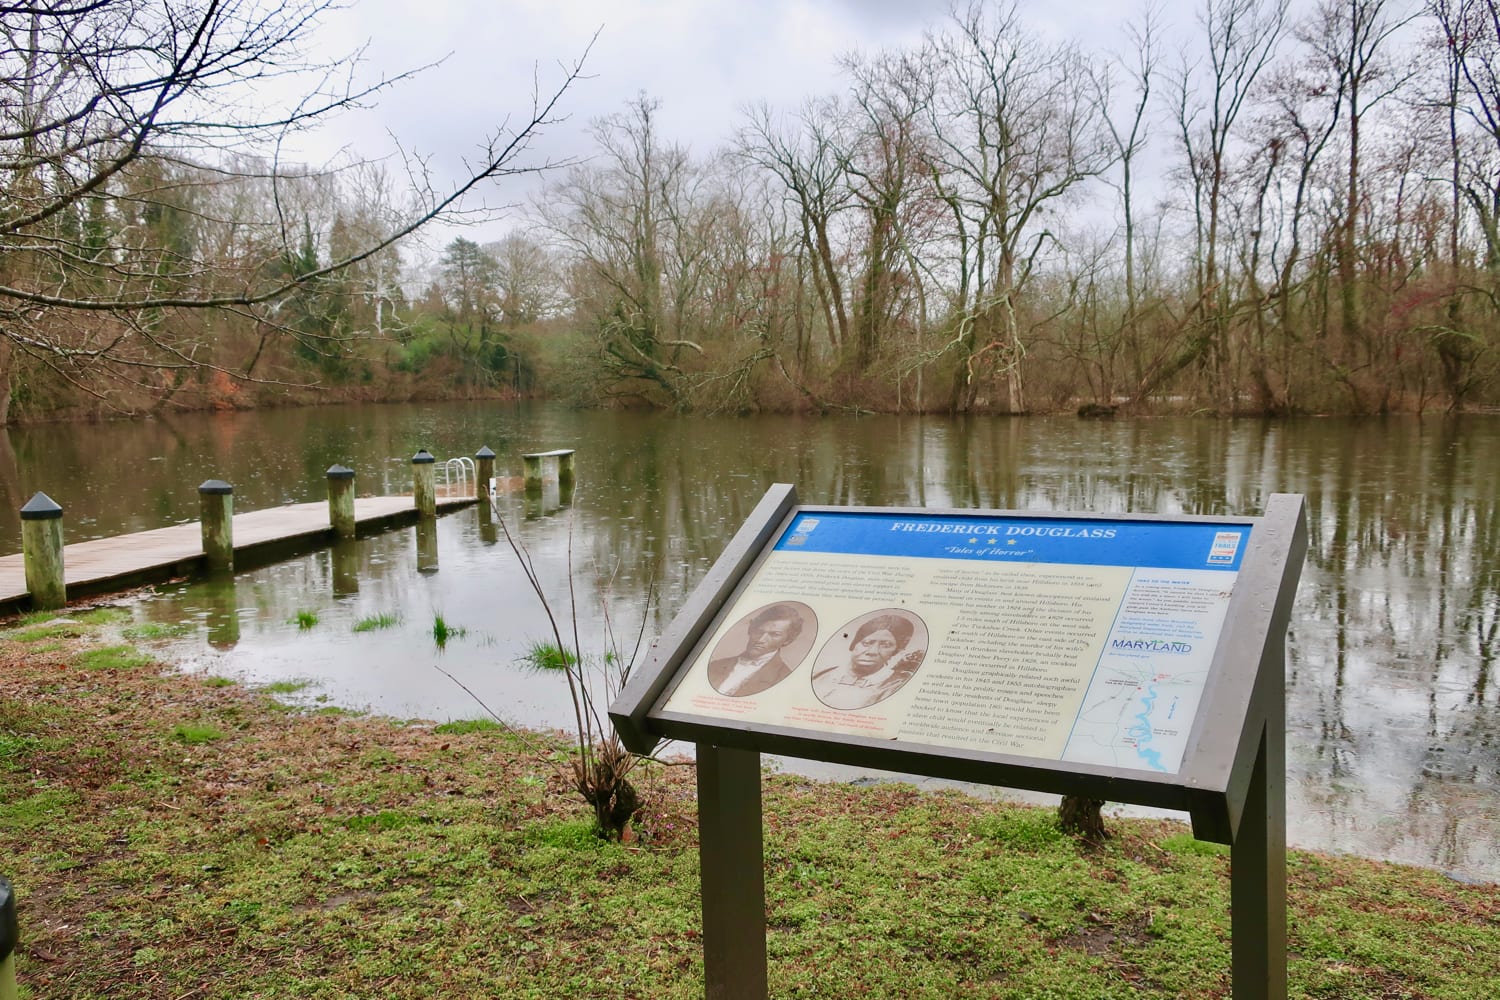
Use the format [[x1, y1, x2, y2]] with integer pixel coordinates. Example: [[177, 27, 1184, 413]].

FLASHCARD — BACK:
[[697, 745, 767, 1000], [612, 486, 1305, 999]]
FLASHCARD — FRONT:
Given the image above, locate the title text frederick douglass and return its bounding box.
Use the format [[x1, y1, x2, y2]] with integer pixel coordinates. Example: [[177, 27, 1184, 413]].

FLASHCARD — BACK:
[[888, 521, 1118, 539]]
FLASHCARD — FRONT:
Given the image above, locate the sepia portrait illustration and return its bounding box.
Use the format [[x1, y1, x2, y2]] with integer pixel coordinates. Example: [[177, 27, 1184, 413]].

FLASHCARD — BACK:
[[706, 601, 818, 698], [810, 608, 929, 711]]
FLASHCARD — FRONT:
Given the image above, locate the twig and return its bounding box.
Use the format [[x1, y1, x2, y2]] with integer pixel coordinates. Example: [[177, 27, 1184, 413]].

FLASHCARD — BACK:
[[431, 663, 551, 762]]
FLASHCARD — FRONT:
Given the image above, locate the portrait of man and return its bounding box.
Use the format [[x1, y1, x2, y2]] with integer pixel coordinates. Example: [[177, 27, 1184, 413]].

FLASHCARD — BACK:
[[706, 602, 815, 698], [811, 609, 928, 711]]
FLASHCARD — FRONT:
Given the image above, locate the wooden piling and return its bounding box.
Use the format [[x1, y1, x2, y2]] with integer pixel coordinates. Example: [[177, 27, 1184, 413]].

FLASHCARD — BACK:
[[412, 449, 437, 517], [475, 446, 496, 500], [198, 480, 234, 574], [20, 492, 66, 610], [522, 453, 543, 494], [327, 465, 356, 539], [522, 448, 575, 493]]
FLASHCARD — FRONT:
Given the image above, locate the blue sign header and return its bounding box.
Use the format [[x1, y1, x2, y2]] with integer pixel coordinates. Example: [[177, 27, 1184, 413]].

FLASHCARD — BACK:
[[776, 511, 1251, 571]]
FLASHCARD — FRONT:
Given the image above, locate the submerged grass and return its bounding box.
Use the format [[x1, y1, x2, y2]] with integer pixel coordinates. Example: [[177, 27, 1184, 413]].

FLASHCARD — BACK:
[[520, 639, 577, 672], [352, 612, 400, 633], [431, 612, 466, 648], [0, 614, 1496, 998], [121, 620, 193, 641]]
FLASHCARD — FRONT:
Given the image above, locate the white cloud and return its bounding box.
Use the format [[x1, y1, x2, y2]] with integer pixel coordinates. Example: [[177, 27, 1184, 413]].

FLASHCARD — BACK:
[[268, 0, 1169, 245]]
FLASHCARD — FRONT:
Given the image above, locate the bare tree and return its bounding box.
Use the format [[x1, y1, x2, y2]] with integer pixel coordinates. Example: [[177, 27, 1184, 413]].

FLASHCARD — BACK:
[[0, 0, 588, 423], [1097, 4, 1165, 407], [1304, 0, 1417, 409], [1431, 0, 1500, 268], [542, 94, 715, 408], [923, 0, 1115, 413], [1243, 90, 1320, 408], [1425, 0, 1496, 404], [737, 98, 856, 361], [489, 231, 564, 328], [839, 48, 936, 382], [1160, 0, 1289, 407]]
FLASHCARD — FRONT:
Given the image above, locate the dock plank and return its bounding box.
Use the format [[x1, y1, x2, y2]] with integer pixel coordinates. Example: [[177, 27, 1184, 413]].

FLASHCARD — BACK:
[[0, 493, 476, 611]]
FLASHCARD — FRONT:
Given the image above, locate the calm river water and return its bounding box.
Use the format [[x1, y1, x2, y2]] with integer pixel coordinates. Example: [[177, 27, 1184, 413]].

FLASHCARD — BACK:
[[2, 403, 1496, 881]]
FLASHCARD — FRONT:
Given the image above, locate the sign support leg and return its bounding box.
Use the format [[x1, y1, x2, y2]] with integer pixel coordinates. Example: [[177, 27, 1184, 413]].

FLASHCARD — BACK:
[[697, 743, 768, 1000], [1231, 718, 1286, 999]]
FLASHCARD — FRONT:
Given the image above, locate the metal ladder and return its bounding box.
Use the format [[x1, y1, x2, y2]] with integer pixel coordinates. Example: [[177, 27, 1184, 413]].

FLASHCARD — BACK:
[[438, 456, 476, 497]]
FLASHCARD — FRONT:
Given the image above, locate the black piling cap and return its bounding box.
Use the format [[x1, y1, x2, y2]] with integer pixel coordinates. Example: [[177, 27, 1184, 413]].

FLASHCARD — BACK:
[[326, 464, 355, 480], [19, 492, 62, 520], [412, 449, 435, 464], [1, 875, 16, 963], [198, 480, 233, 495], [475, 445, 496, 459]]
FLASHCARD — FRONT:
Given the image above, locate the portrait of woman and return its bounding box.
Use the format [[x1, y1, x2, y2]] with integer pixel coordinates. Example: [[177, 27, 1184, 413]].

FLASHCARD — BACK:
[[810, 609, 928, 711]]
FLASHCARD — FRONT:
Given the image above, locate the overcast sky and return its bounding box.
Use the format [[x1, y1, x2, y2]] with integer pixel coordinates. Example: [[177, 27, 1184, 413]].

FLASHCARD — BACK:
[[283, 0, 1141, 250]]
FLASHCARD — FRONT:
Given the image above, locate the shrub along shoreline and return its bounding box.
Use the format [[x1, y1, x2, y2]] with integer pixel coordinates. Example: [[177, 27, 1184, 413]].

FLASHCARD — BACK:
[[1, 607, 1496, 998]]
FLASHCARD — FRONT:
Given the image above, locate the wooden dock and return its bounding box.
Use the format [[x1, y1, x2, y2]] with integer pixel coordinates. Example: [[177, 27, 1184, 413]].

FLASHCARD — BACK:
[[0, 493, 478, 614]]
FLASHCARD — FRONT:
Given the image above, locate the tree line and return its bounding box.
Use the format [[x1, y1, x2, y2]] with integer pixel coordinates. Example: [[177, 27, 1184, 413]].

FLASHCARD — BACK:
[[9, 0, 1500, 422], [527, 0, 1500, 416]]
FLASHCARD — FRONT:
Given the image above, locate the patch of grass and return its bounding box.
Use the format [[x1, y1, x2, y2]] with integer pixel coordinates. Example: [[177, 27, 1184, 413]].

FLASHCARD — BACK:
[[74, 644, 155, 671], [431, 613, 466, 647], [525, 818, 614, 851], [521, 639, 578, 672], [0, 731, 39, 767], [202, 676, 236, 688], [1162, 832, 1231, 857], [290, 609, 319, 630], [434, 718, 504, 735], [312, 706, 364, 718], [352, 612, 400, 633], [342, 809, 429, 832], [971, 805, 1068, 850], [0, 787, 80, 829], [358, 747, 399, 769], [168, 723, 224, 745], [11, 621, 90, 642], [76, 606, 130, 626], [262, 679, 313, 695]]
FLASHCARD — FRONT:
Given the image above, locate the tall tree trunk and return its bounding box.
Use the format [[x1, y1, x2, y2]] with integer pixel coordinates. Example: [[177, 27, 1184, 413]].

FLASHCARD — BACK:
[[0, 340, 13, 427]]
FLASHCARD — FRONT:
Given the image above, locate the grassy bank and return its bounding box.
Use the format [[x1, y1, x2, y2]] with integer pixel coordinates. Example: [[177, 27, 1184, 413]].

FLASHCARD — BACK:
[[1, 608, 1496, 999]]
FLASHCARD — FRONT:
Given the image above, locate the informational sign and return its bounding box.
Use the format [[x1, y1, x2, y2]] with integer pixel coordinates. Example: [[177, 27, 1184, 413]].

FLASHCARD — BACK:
[[658, 510, 1249, 776], [613, 488, 1307, 1000]]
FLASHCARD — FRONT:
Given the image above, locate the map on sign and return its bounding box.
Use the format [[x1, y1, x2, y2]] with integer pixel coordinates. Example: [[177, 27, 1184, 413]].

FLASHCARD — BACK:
[[660, 512, 1250, 775]]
